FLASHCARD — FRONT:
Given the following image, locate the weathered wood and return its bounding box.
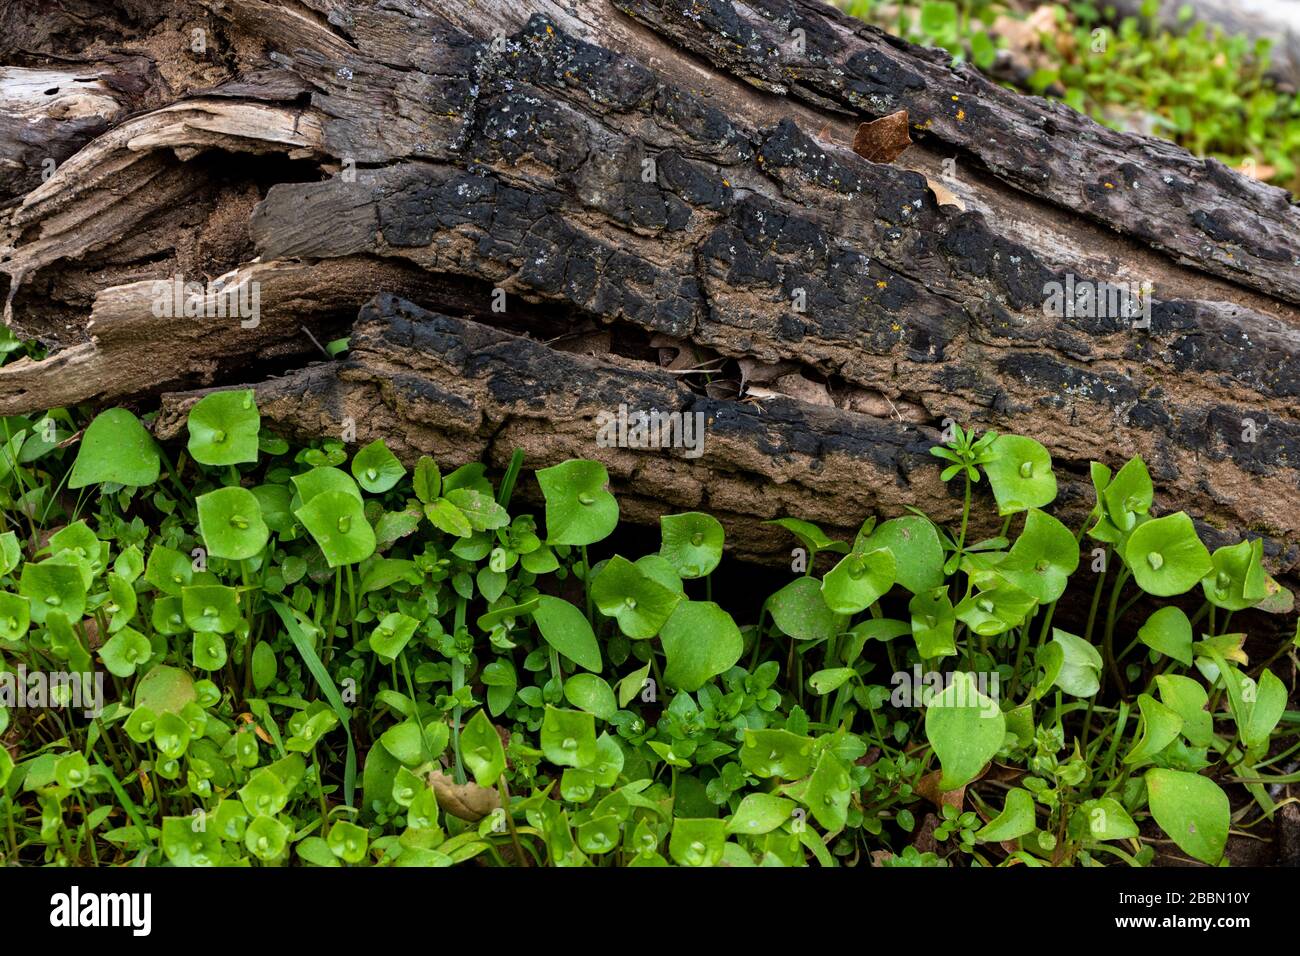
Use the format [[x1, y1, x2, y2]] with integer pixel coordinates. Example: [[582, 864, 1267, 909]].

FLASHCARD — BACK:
[[0, 0, 1297, 568]]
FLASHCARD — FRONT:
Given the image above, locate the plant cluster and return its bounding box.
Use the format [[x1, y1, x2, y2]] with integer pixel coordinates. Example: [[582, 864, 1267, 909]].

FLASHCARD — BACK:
[[840, 0, 1300, 193], [0, 395, 1295, 866]]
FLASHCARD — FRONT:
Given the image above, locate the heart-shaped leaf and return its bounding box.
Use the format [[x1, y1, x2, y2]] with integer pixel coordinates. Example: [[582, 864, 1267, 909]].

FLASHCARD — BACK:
[[1138, 606, 1193, 666], [461, 709, 507, 787], [1145, 768, 1229, 865], [660, 600, 743, 692], [924, 671, 1006, 790], [537, 460, 618, 546], [68, 408, 161, 488]]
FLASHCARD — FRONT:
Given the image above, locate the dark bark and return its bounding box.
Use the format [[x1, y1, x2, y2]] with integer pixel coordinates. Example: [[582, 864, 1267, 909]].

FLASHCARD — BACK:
[[0, 0, 1298, 567]]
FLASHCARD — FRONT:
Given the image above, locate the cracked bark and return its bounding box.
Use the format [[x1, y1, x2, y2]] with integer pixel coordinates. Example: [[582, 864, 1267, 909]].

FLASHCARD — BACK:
[[0, 0, 1298, 567]]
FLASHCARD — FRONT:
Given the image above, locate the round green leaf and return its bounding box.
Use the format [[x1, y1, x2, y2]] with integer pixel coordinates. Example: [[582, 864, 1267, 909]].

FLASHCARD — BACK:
[[669, 818, 727, 867], [537, 459, 618, 546], [295, 490, 376, 567], [196, 486, 268, 560], [369, 611, 419, 662], [997, 509, 1079, 604], [1125, 512, 1212, 597], [182, 584, 241, 634], [134, 664, 196, 714], [659, 512, 724, 578], [983, 434, 1057, 515], [767, 577, 846, 642], [351, 438, 406, 493], [246, 813, 290, 862], [661, 600, 743, 692], [0, 591, 30, 642], [192, 632, 228, 671], [821, 547, 895, 615], [726, 793, 797, 835], [187, 389, 260, 466], [327, 820, 369, 864], [68, 408, 161, 488], [19, 560, 86, 625], [591, 555, 682, 638], [540, 705, 597, 768], [99, 626, 152, 678]]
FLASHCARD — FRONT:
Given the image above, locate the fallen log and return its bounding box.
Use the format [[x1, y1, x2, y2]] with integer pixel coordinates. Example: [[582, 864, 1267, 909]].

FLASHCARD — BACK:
[[0, 0, 1296, 569]]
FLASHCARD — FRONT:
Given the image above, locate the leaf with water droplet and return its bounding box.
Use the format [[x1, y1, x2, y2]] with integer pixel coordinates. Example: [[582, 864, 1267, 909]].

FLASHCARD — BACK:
[[187, 390, 260, 466], [295, 490, 375, 566]]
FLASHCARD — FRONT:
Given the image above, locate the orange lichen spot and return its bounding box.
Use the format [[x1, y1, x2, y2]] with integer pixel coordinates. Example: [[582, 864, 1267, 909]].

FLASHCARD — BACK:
[[876, 280, 888, 289], [956, 109, 966, 121], [546, 24, 553, 34]]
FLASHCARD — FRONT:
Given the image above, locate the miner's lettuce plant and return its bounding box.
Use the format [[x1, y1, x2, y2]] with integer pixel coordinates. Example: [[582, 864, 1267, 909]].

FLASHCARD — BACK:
[[0, 391, 1294, 868]]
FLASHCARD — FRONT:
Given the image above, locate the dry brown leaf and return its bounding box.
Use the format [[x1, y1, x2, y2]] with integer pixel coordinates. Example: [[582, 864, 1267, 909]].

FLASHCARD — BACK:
[[925, 176, 966, 211], [852, 110, 912, 164], [774, 373, 834, 406], [427, 769, 501, 821], [916, 769, 966, 811]]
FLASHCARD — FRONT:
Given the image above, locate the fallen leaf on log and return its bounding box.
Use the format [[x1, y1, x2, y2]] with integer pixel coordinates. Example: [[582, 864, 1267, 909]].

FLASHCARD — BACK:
[[852, 110, 912, 164]]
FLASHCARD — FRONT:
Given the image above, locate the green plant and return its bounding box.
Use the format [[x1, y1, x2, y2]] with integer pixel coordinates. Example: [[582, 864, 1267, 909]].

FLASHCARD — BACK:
[[0, 393, 1293, 868]]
